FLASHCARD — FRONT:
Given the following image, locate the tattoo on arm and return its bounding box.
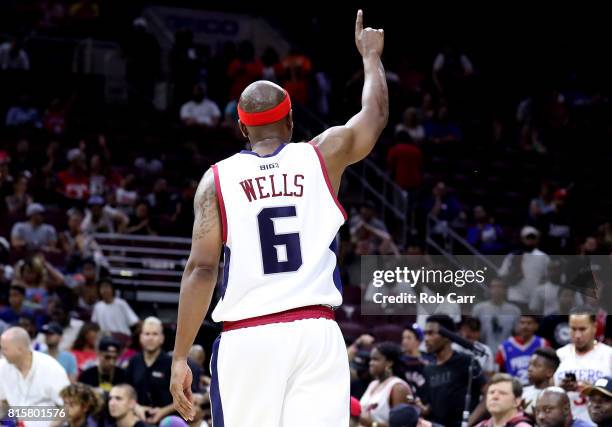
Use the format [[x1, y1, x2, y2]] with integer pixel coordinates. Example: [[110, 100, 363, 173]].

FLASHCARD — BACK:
[[193, 171, 219, 241]]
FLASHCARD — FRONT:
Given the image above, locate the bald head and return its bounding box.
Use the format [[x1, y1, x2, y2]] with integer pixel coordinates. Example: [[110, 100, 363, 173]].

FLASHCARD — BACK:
[[535, 387, 571, 427], [1, 327, 32, 365], [239, 81, 287, 114]]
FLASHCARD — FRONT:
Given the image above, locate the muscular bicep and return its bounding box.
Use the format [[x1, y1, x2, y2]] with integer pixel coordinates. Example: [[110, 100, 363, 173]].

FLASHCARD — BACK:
[[188, 169, 223, 270]]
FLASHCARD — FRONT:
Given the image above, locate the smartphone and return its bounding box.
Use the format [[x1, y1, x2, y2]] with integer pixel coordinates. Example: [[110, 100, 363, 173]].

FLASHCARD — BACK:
[[565, 372, 577, 382]]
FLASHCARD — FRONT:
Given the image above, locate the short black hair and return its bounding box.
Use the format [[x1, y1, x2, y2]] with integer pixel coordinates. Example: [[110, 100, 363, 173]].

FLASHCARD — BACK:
[[426, 314, 456, 332], [460, 316, 481, 332], [520, 314, 540, 322], [9, 285, 26, 296], [97, 277, 113, 287], [374, 342, 405, 378], [569, 305, 597, 323], [533, 347, 561, 371]]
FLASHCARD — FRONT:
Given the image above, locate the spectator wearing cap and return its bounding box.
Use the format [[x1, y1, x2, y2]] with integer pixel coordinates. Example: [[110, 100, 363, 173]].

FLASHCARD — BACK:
[[498, 225, 550, 306], [91, 278, 139, 336], [522, 347, 560, 417], [81, 195, 128, 234], [126, 317, 198, 425], [57, 148, 89, 201], [0, 285, 34, 324], [79, 336, 128, 392], [583, 377, 612, 426], [180, 84, 221, 128], [10, 203, 58, 252], [455, 317, 495, 378], [59, 383, 102, 427], [42, 321, 78, 382], [360, 342, 412, 427], [0, 327, 70, 425], [108, 384, 146, 427], [417, 315, 487, 427], [401, 324, 428, 399], [475, 374, 532, 427], [535, 386, 595, 427]]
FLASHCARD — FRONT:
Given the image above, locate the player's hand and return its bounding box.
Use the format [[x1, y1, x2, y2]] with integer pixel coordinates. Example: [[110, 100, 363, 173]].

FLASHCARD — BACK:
[[170, 358, 195, 421], [356, 334, 375, 347], [355, 9, 384, 59], [560, 376, 578, 392]]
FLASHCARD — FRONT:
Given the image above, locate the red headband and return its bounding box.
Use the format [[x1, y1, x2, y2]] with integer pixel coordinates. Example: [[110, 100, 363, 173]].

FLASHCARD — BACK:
[[237, 90, 291, 126]]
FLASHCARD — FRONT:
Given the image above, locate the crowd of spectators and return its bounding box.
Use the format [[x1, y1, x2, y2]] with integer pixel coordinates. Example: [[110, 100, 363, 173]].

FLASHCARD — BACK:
[[1, 2, 612, 427]]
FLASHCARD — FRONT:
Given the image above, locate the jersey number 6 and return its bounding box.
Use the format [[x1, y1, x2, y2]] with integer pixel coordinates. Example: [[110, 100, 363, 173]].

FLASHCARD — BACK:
[[257, 206, 303, 274]]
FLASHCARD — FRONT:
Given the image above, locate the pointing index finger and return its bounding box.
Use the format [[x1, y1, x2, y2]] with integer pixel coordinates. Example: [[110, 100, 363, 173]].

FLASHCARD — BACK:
[[355, 9, 363, 36]]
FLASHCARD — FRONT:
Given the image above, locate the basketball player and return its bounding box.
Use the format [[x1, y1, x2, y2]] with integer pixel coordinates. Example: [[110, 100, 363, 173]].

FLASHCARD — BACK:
[[170, 10, 388, 427]]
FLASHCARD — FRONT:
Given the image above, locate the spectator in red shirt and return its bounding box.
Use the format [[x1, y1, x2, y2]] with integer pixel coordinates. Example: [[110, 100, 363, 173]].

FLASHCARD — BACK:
[[281, 47, 312, 105], [227, 41, 263, 101], [57, 148, 89, 202], [387, 131, 423, 191]]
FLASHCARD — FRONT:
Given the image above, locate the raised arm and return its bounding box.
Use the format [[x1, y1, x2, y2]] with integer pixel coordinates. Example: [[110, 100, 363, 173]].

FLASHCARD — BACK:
[[312, 9, 388, 192], [170, 168, 223, 421]]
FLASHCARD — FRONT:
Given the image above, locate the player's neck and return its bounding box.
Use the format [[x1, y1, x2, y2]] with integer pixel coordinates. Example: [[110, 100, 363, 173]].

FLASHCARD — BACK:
[[436, 345, 453, 365], [575, 340, 596, 355], [249, 137, 287, 155]]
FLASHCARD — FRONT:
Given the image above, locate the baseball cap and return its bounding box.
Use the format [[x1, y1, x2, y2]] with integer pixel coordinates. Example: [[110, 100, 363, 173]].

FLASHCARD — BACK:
[[350, 396, 361, 418], [98, 336, 121, 353], [583, 376, 612, 398], [42, 322, 64, 335], [26, 203, 45, 217], [521, 225, 540, 239], [67, 148, 83, 162], [389, 403, 420, 427], [405, 323, 424, 341]]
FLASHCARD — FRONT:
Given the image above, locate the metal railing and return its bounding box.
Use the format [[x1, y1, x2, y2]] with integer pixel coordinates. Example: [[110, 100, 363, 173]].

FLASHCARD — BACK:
[[293, 104, 409, 246], [94, 233, 191, 305], [425, 213, 500, 272]]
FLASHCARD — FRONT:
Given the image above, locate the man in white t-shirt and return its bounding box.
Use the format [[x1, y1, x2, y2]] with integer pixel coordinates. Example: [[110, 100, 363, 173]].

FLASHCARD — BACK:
[[499, 226, 550, 306], [554, 307, 612, 422], [180, 84, 221, 128], [91, 278, 139, 336], [0, 327, 70, 427]]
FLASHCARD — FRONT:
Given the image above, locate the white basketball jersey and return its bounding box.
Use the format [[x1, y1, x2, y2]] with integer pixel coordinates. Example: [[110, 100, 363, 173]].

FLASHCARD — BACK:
[[210, 142, 346, 322]]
